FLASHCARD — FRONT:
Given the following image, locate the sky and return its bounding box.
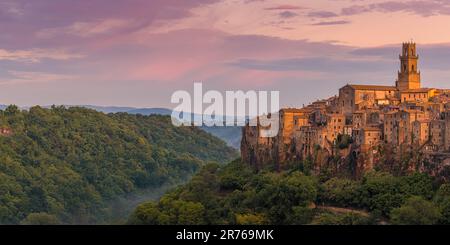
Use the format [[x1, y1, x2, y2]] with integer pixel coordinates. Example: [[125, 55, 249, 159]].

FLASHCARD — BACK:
[[1, 0, 450, 108]]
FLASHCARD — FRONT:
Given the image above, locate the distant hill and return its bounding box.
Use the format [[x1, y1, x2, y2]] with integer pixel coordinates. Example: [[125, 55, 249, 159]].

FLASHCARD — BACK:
[[77, 105, 138, 113], [200, 126, 242, 149], [81, 106, 172, 116], [0, 104, 242, 149], [77, 106, 242, 149], [0, 105, 238, 224], [126, 108, 172, 116]]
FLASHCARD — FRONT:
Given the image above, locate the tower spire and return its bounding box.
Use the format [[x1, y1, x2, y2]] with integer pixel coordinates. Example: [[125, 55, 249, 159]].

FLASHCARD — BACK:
[[396, 42, 421, 90]]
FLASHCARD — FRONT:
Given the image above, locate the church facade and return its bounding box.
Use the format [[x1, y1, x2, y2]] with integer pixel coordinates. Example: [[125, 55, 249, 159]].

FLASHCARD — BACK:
[[241, 42, 450, 175]]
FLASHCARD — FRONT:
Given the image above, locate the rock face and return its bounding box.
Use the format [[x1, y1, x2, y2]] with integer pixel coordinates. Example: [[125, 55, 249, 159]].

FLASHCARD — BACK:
[[241, 118, 450, 178], [241, 123, 279, 170]]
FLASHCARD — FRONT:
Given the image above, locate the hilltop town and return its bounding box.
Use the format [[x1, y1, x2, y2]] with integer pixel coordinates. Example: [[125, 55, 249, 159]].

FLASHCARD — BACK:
[[241, 42, 450, 177]]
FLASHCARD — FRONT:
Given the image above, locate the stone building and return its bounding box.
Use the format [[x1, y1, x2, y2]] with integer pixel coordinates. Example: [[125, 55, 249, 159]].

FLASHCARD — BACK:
[[412, 119, 430, 146]]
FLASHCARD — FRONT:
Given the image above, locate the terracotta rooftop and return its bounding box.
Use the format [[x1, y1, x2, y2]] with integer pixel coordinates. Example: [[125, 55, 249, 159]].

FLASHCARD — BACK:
[[385, 111, 398, 114], [347, 84, 397, 91], [363, 126, 382, 131], [416, 119, 432, 123], [281, 108, 305, 113], [400, 88, 435, 93]]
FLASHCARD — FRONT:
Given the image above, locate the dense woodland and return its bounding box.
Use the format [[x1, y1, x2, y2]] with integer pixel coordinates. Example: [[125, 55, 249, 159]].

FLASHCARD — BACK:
[[129, 159, 450, 225], [0, 105, 238, 224]]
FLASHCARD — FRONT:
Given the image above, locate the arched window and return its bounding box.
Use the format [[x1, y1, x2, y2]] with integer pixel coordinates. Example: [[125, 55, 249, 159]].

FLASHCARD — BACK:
[[412, 65, 415, 71]]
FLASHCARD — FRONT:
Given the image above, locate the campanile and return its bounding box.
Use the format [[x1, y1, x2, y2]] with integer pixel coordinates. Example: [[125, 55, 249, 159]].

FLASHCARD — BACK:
[[396, 42, 421, 90]]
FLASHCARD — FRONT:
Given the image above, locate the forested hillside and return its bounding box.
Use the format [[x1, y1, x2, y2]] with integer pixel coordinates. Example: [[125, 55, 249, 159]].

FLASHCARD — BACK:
[[129, 160, 450, 225], [0, 105, 238, 224]]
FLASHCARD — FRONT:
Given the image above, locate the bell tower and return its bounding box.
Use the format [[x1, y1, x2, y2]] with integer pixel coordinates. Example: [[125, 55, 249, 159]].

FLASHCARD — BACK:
[[396, 42, 421, 90]]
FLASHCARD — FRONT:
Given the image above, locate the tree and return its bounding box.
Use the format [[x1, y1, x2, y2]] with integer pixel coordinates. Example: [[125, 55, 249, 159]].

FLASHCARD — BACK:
[[438, 199, 450, 225], [399, 173, 434, 199], [288, 206, 314, 225], [175, 200, 206, 225], [336, 134, 353, 149], [434, 184, 450, 204], [311, 212, 370, 225], [359, 171, 405, 215], [434, 184, 450, 224], [20, 213, 60, 225], [266, 172, 317, 224], [235, 213, 267, 225], [128, 202, 164, 225], [4, 105, 20, 116], [390, 196, 441, 225], [319, 178, 359, 207]]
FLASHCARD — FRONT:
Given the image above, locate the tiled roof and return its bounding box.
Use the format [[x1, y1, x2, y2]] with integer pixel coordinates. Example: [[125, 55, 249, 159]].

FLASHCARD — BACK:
[[281, 108, 305, 113], [347, 84, 397, 91], [363, 126, 382, 131], [400, 88, 435, 93]]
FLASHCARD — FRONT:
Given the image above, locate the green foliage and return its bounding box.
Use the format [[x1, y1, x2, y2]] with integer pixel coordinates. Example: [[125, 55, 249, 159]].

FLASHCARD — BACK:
[[358, 171, 405, 216], [0, 105, 237, 224], [356, 172, 435, 216], [434, 183, 450, 204], [438, 199, 450, 225], [129, 158, 448, 225], [264, 172, 317, 224], [399, 173, 434, 199], [288, 206, 315, 225], [20, 212, 60, 225], [319, 178, 359, 207], [128, 194, 207, 225], [434, 184, 450, 224], [335, 134, 353, 149], [129, 160, 318, 225], [235, 213, 267, 225], [311, 212, 372, 225], [390, 196, 441, 225]]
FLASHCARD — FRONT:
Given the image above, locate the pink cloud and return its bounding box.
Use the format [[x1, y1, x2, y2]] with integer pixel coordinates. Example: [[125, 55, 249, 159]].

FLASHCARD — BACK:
[[264, 5, 305, 10]]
